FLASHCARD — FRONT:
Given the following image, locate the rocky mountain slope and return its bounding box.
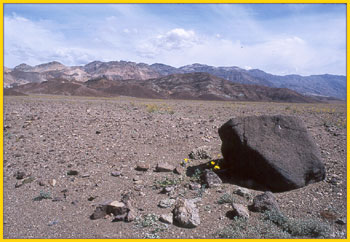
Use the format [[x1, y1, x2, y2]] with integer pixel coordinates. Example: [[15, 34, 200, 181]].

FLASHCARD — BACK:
[[12, 73, 318, 103], [4, 61, 346, 100]]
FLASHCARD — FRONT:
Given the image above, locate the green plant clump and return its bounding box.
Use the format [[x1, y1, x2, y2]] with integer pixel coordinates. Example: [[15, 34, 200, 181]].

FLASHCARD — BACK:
[[262, 209, 331, 238]]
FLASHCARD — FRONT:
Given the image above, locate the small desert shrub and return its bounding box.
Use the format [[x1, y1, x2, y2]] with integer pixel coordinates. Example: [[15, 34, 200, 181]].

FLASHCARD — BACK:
[[33, 190, 52, 201], [135, 213, 168, 239], [215, 216, 291, 239], [217, 193, 234, 204], [155, 176, 180, 188], [190, 168, 203, 182], [262, 209, 331, 238]]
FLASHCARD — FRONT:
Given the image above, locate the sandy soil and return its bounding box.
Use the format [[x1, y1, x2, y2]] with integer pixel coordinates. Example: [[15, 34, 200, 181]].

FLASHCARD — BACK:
[[3, 95, 347, 239]]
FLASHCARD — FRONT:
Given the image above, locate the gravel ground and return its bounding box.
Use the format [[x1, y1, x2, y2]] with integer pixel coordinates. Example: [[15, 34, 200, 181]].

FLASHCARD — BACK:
[[3, 95, 347, 239]]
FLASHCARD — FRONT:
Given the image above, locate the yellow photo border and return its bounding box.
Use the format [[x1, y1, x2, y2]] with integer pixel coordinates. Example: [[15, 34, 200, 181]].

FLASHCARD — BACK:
[[1, 1, 348, 241]]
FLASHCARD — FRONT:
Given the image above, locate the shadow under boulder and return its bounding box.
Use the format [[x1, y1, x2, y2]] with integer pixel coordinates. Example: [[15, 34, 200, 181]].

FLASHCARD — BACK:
[[218, 115, 326, 192]]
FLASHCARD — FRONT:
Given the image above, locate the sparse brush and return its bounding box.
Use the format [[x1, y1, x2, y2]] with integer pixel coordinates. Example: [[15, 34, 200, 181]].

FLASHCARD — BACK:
[[262, 209, 331, 238], [33, 190, 52, 201], [155, 176, 179, 188], [217, 193, 234, 204]]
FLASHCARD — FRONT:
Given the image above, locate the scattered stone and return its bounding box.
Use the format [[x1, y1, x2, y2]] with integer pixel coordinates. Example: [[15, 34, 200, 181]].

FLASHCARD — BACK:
[[189, 183, 201, 190], [125, 208, 137, 222], [249, 191, 280, 213], [134, 185, 143, 191], [48, 220, 59, 226], [233, 187, 251, 199], [95, 131, 101, 134], [173, 198, 200, 228], [15, 171, 26, 180], [37, 180, 46, 186], [219, 115, 326, 192], [336, 218, 346, 225], [91, 200, 128, 220], [111, 171, 122, 177], [161, 186, 175, 194], [67, 170, 78, 176], [135, 161, 150, 171], [189, 146, 211, 160], [156, 162, 175, 172], [88, 196, 98, 201], [49, 179, 56, 187], [159, 198, 176, 208], [134, 180, 143, 185], [201, 169, 222, 188], [159, 213, 173, 224], [81, 173, 90, 178], [174, 166, 185, 175], [231, 203, 250, 219], [52, 197, 63, 202]]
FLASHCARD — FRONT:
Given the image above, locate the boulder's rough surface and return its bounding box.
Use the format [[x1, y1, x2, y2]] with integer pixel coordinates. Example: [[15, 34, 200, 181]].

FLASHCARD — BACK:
[[218, 115, 326, 192], [249, 191, 280, 213], [173, 199, 200, 228]]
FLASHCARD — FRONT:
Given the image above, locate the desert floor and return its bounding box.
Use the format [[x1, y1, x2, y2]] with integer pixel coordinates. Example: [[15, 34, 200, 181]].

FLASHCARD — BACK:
[[3, 95, 347, 239]]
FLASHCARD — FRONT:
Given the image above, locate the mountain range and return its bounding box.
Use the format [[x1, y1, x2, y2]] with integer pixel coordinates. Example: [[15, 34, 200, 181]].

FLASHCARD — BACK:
[[4, 60, 346, 101]]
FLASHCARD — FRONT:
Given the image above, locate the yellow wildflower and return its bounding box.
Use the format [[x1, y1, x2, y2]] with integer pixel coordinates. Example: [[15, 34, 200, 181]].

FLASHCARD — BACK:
[[214, 165, 220, 170], [210, 161, 215, 165], [184, 158, 189, 163]]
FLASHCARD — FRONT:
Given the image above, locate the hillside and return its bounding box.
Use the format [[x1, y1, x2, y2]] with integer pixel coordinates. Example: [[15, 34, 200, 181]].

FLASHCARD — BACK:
[[11, 72, 318, 103], [4, 60, 346, 100]]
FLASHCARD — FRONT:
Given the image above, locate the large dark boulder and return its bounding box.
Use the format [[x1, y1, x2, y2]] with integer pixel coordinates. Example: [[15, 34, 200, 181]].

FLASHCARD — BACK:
[[218, 115, 325, 192]]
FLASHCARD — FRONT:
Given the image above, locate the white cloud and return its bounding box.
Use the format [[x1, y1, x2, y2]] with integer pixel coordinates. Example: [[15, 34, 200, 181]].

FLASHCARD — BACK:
[[137, 28, 201, 58]]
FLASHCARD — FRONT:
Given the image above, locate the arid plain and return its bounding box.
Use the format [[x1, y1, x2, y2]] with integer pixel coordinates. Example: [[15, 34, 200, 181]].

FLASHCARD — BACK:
[[3, 95, 347, 239]]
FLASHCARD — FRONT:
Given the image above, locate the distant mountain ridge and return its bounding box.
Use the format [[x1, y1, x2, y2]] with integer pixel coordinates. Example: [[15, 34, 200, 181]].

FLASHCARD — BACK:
[[4, 60, 346, 100], [11, 72, 320, 103]]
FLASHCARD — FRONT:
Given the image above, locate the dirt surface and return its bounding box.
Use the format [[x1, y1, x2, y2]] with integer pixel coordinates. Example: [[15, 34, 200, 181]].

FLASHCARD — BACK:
[[3, 95, 347, 239]]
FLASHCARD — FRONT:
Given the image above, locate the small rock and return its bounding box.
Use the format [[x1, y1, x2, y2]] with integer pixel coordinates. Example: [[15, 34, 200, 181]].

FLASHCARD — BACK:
[[67, 170, 78, 176], [233, 187, 251, 199], [52, 197, 63, 202], [135, 162, 150, 171], [161, 186, 175, 194], [159, 198, 176, 208], [91, 200, 128, 220], [88, 196, 98, 201], [231, 203, 250, 219], [48, 220, 59, 226], [134, 180, 143, 185], [174, 166, 185, 175], [81, 173, 90, 178], [156, 162, 175, 172], [189, 183, 201, 190], [37, 180, 46, 186], [15, 171, 26, 180], [111, 171, 122, 177], [49, 179, 56, 187], [189, 146, 211, 160], [173, 198, 200, 228], [201, 169, 222, 188], [125, 208, 137, 222], [134, 185, 143, 191], [249, 191, 280, 213], [336, 218, 346, 225], [159, 213, 173, 224], [96, 131, 101, 134]]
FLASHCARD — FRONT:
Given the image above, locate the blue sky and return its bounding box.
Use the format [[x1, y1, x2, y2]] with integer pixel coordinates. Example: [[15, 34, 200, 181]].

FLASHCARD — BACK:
[[4, 4, 346, 75]]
